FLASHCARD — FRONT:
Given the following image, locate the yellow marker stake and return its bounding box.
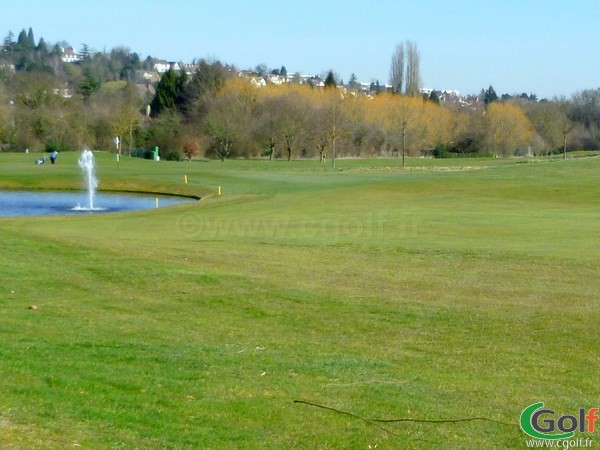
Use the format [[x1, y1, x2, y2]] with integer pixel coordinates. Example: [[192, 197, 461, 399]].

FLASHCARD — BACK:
[[218, 186, 222, 196], [184, 174, 188, 184]]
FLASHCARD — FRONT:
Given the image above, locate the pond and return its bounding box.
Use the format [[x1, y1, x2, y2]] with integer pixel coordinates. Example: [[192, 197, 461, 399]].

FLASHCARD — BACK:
[[0, 190, 196, 217]]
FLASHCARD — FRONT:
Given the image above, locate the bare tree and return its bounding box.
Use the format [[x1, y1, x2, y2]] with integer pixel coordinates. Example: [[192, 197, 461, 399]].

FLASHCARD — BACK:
[[390, 40, 421, 96], [203, 92, 245, 161], [254, 95, 286, 160], [279, 91, 309, 161], [521, 99, 572, 154], [389, 42, 404, 94], [405, 40, 421, 97]]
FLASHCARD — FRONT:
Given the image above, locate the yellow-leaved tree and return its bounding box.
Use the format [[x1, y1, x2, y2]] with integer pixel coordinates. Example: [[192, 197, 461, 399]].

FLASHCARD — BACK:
[[485, 102, 533, 156]]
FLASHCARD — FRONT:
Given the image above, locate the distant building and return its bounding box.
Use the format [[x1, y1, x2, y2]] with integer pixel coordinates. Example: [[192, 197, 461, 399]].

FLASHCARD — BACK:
[[443, 89, 460, 97], [249, 77, 267, 88], [266, 74, 287, 85], [0, 59, 15, 73], [136, 70, 160, 83], [153, 60, 181, 74], [60, 47, 83, 63], [356, 82, 370, 93], [307, 76, 325, 88], [52, 88, 73, 99], [236, 70, 267, 87], [181, 63, 197, 76]]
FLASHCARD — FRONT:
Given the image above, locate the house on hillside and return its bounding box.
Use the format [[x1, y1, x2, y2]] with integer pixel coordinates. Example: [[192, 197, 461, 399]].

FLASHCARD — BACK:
[[181, 63, 197, 76], [136, 70, 160, 83], [237, 70, 267, 87], [0, 59, 15, 73], [250, 77, 267, 88], [266, 74, 286, 85], [60, 47, 83, 63], [153, 60, 181, 74], [285, 73, 310, 84], [308, 76, 325, 88], [52, 88, 73, 99]]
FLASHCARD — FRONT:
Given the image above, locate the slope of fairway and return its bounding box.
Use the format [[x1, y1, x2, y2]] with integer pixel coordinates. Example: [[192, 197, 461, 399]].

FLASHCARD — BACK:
[[0, 153, 598, 448]]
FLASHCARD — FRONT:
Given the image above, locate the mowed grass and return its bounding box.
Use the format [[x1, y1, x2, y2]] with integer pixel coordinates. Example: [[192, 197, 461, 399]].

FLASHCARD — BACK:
[[0, 152, 598, 448]]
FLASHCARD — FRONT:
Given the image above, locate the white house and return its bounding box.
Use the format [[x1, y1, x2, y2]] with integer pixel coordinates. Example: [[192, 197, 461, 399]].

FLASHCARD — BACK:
[[249, 77, 266, 88], [60, 47, 83, 63], [181, 63, 198, 76], [266, 74, 286, 85], [0, 60, 15, 73], [154, 61, 181, 74]]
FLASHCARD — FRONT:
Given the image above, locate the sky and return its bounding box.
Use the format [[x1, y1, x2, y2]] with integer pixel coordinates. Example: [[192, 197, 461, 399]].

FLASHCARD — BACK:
[[3, 0, 599, 99]]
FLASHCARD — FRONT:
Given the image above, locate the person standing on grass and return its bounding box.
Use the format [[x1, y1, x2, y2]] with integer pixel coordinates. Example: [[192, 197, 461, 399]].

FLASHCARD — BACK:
[[50, 150, 58, 164]]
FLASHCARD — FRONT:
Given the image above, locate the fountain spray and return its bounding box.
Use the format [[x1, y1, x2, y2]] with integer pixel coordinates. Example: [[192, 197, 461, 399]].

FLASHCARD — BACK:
[[78, 150, 98, 210]]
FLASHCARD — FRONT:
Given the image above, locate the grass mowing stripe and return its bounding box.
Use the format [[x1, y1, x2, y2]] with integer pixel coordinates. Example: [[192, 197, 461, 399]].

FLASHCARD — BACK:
[[1, 153, 599, 447]]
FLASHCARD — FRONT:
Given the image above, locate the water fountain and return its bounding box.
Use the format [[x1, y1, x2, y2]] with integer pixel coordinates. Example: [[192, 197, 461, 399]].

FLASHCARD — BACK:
[[78, 149, 98, 210], [0, 150, 194, 216], [0, 149, 196, 216]]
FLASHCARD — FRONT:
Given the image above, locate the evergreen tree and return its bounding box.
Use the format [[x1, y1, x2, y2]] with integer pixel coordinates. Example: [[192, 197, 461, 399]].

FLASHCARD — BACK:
[[484, 85, 498, 105], [37, 37, 47, 54], [370, 80, 383, 93], [27, 28, 35, 48], [429, 90, 440, 104], [280, 65, 287, 78], [4, 31, 14, 48], [324, 70, 336, 89], [16, 29, 28, 49], [13, 29, 36, 71], [150, 68, 187, 116], [176, 69, 188, 106], [348, 73, 359, 90], [181, 59, 227, 114], [130, 52, 141, 68], [79, 70, 100, 101], [81, 44, 91, 61], [143, 56, 155, 71]]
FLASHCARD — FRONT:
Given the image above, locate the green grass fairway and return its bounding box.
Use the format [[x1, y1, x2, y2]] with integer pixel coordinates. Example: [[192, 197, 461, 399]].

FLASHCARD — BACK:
[[1, 152, 598, 448]]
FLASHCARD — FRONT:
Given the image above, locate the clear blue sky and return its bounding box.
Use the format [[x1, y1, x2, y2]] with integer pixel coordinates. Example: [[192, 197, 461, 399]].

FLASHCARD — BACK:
[[3, 0, 599, 99]]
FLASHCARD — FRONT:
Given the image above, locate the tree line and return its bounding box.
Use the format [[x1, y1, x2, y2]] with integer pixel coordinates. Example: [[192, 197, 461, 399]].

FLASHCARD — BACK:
[[1, 29, 599, 160]]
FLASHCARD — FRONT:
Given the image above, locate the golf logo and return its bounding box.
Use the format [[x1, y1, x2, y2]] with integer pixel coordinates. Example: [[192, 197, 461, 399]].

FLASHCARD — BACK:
[[520, 402, 598, 441]]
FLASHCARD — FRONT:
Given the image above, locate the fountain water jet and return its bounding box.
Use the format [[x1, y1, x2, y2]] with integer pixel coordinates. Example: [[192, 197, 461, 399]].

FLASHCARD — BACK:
[[78, 150, 98, 210]]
